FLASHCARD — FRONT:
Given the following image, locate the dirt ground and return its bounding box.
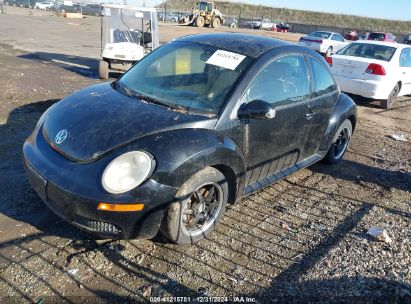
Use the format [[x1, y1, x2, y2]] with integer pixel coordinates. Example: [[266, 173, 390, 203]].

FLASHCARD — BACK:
[[0, 7, 410, 304]]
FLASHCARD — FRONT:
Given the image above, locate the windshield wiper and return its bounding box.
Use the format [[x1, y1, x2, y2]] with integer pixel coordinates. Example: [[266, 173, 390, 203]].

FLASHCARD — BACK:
[[137, 93, 189, 114], [115, 82, 189, 114]]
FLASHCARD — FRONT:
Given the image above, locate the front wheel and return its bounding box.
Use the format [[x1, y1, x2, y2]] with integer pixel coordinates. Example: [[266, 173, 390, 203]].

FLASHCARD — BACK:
[[323, 119, 352, 164], [161, 167, 228, 244], [98, 60, 109, 80], [212, 18, 221, 28]]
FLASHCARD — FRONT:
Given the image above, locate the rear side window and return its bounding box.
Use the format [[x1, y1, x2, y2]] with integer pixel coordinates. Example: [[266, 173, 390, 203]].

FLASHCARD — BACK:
[[332, 34, 345, 42], [337, 43, 397, 62], [400, 48, 411, 67], [310, 58, 337, 97], [369, 33, 385, 41]]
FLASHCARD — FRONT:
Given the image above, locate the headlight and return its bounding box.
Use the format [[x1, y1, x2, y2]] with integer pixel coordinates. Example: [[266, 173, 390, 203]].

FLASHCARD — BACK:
[[102, 151, 155, 194]]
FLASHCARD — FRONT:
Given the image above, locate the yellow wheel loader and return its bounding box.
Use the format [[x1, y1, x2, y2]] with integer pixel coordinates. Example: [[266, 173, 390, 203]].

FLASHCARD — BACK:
[[179, 1, 224, 28]]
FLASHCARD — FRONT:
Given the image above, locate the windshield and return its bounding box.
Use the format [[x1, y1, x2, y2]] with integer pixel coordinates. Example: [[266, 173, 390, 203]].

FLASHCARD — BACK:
[[117, 42, 253, 114], [308, 31, 331, 39], [101, 6, 159, 51], [337, 43, 397, 62]]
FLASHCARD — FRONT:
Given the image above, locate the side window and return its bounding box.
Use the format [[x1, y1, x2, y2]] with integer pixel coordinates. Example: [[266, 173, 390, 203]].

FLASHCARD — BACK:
[[400, 48, 411, 67], [337, 34, 345, 42], [331, 34, 344, 42], [242, 55, 310, 106], [310, 58, 337, 97]]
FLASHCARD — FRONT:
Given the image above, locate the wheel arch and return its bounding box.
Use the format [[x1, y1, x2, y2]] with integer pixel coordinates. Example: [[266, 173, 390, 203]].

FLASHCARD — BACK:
[[347, 114, 356, 133], [318, 92, 357, 154], [137, 129, 247, 203], [397, 81, 402, 92], [212, 164, 237, 204]]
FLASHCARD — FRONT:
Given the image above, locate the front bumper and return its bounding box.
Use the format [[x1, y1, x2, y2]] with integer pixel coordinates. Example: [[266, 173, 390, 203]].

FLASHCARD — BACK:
[[25, 161, 175, 239], [23, 126, 178, 239]]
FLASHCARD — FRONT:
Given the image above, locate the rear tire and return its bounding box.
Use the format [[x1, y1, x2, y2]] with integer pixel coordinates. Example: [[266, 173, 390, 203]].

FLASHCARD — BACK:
[[196, 16, 205, 28], [380, 83, 399, 109], [323, 119, 352, 164], [212, 18, 221, 28], [161, 167, 228, 244], [325, 46, 333, 57], [98, 60, 109, 80]]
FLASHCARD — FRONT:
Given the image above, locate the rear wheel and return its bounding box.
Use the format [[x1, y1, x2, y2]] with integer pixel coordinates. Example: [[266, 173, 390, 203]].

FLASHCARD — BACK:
[[161, 167, 228, 244], [98, 60, 109, 80], [380, 83, 400, 109], [325, 46, 333, 57], [212, 18, 221, 28], [196, 16, 205, 28], [323, 119, 352, 164]]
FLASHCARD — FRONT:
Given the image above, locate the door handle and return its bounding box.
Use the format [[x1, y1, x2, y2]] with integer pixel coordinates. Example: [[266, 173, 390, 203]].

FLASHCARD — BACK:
[[305, 111, 316, 119], [266, 109, 276, 119]]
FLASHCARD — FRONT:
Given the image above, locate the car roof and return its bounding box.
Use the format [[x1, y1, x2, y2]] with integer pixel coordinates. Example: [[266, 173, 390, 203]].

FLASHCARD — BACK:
[[351, 40, 400, 47], [175, 33, 291, 58], [309, 31, 339, 35], [101, 4, 156, 12]]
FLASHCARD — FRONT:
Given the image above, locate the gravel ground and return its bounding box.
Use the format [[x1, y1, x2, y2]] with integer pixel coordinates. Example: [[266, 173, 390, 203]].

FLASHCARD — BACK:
[[0, 13, 410, 304]]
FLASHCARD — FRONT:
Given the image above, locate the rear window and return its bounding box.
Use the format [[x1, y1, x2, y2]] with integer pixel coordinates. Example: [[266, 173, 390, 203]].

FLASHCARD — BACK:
[[369, 33, 385, 41], [308, 31, 331, 39], [337, 43, 397, 62]]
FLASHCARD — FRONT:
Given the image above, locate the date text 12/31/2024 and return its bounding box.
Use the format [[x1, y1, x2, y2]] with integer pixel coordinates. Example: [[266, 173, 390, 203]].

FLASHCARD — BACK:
[[149, 296, 257, 303]]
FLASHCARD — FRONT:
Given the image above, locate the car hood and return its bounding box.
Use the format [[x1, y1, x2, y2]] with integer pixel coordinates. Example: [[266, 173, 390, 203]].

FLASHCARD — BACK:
[[42, 82, 215, 162]]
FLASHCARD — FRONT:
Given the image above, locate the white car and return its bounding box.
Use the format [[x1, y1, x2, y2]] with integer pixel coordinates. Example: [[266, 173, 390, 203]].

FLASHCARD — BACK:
[[260, 19, 276, 30], [35, 2, 53, 10], [330, 41, 411, 109], [299, 31, 348, 56]]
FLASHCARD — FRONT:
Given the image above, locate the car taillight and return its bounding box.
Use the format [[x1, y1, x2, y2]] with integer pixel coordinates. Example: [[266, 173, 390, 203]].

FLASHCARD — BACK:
[[315, 39, 323, 44], [299, 37, 323, 44], [325, 57, 333, 66], [365, 63, 386, 75]]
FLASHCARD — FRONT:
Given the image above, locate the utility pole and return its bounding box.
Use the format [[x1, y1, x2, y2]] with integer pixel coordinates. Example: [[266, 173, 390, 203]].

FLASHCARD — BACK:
[[163, 0, 165, 22]]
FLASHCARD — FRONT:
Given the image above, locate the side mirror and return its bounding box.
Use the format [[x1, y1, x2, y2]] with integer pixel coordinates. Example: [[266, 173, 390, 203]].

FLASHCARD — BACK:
[[237, 100, 276, 120]]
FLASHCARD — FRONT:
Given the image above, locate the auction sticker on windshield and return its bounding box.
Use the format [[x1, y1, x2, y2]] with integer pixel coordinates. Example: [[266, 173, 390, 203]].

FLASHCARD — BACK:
[[206, 50, 246, 70]]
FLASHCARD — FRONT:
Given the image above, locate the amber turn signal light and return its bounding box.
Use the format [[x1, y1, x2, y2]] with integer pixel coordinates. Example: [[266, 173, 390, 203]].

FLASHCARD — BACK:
[[97, 203, 144, 212]]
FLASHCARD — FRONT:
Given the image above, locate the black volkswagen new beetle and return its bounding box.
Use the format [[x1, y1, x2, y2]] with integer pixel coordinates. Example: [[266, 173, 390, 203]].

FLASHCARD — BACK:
[[24, 33, 356, 244]]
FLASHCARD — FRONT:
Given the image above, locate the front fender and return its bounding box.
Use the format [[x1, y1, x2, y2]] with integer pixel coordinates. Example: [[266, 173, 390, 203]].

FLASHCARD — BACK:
[[134, 129, 246, 198], [318, 92, 357, 154]]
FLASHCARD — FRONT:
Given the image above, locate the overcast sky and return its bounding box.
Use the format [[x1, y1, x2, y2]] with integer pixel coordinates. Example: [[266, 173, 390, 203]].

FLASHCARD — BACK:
[[139, 0, 410, 21]]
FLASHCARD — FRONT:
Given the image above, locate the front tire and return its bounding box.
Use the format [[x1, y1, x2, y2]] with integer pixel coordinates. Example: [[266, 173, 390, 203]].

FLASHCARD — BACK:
[[380, 83, 399, 109], [161, 167, 228, 244], [323, 119, 352, 164], [212, 18, 221, 28], [98, 60, 109, 80]]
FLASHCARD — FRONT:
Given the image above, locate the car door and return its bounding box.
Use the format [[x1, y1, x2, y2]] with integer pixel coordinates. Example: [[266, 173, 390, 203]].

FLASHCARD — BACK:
[[239, 54, 312, 187], [399, 47, 411, 95], [303, 56, 339, 158]]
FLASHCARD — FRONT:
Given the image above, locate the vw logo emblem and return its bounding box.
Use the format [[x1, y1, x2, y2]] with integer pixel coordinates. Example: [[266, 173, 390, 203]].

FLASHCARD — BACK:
[[55, 129, 68, 144]]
